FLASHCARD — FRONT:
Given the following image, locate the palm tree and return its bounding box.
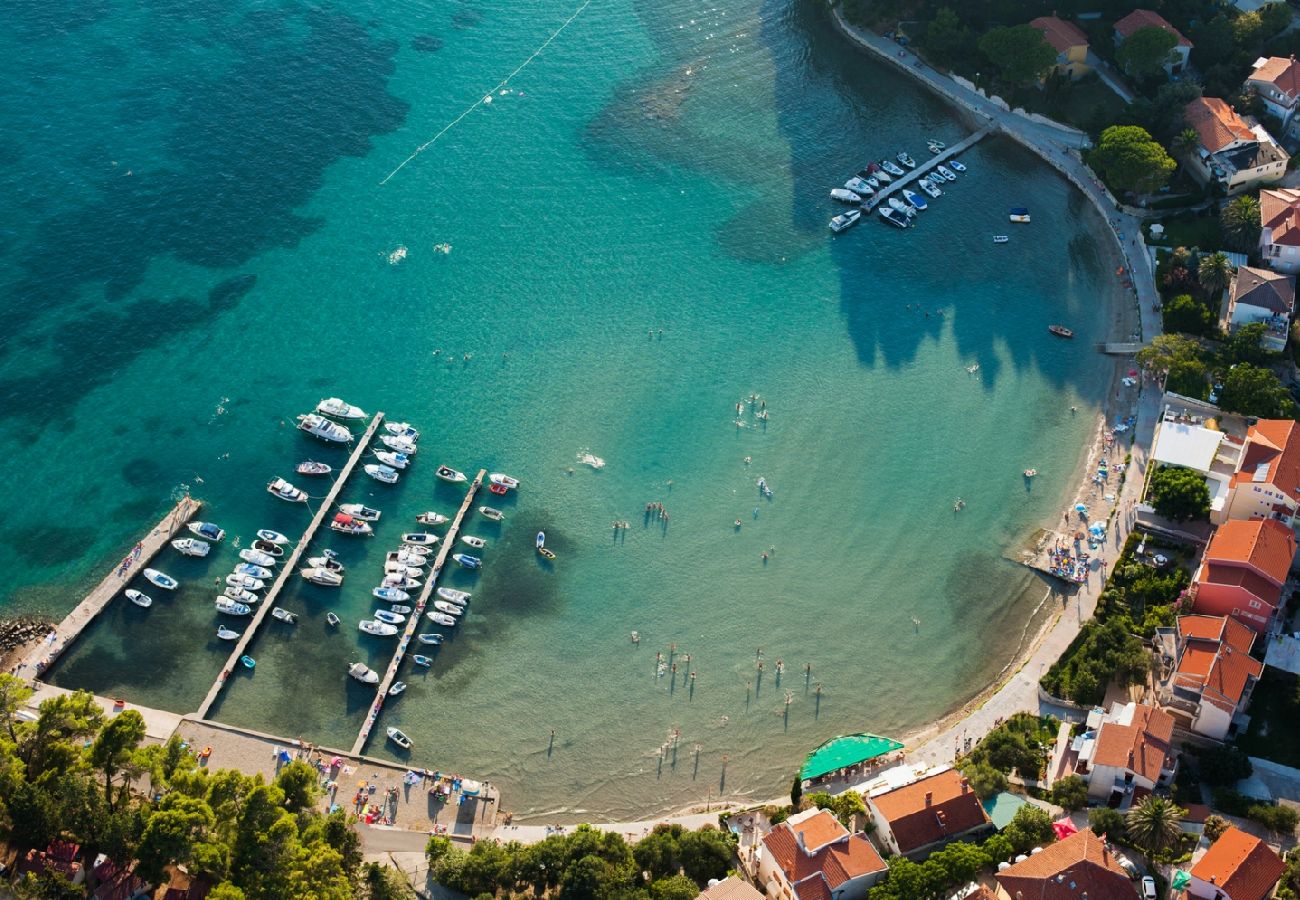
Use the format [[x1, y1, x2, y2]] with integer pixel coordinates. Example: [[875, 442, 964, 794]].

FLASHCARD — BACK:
[[1172, 127, 1200, 159], [1221, 195, 1262, 252], [1125, 796, 1184, 856], [1199, 252, 1234, 298]]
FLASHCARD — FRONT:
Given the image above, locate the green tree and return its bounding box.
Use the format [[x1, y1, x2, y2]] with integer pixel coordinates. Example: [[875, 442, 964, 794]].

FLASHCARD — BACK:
[[90, 710, 146, 811], [1172, 127, 1201, 158], [275, 760, 319, 814], [977, 25, 1058, 86], [135, 794, 222, 883], [207, 885, 247, 900], [361, 862, 416, 899], [1203, 814, 1230, 842], [1197, 746, 1253, 786], [790, 774, 802, 808], [1167, 358, 1210, 399], [1089, 126, 1177, 194], [927, 840, 989, 884], [921, 7, 974, 71], [651, 874, 702, 900], [960, 761, 1007, 800], [1050, 775, 1089, 811], [1125, 796, 1184, 855], [1222, 195, 1263, 252], [1117, 26, 1179, 77], [677, 828, 736, 886], [1222, 322, 1272, 366], [1089, 806, 1127, 842], [1138, 333, 1206, 375], [1218, 363, 1291, 418], [1199, 252, 1234, 298], [1003, 804, 1055, 854], [1149, 465, 1211, 521], [1164, 294, 1216, 336], [1250, 802, 1300, 835]]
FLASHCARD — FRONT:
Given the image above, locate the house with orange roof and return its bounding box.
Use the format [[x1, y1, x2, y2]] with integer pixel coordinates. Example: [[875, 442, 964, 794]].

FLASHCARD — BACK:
[[1184, 97, 1289, 195], [755, 807, 887, 900], [993, 828, 1138, 899], [864, 768, 992, 859], [1260, 187, 1300, 274], [1192, 517, 1294, 633], [1223, 419, 1300, 531], [1248, 55, 1300, 129], [1030, 16, 1090, 79], [698, 876, 765, 900], [1074, 702, 1176, 808], [1186, 825, 1286, 900], [1114, 10, 1192, 76], [1220, 265, 1294, 352], [1158, 615, 1263, 740]]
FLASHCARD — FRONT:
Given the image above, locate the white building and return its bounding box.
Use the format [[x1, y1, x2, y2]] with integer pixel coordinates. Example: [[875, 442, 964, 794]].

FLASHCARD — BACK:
[[1221, 265, 1295, 352], [1074, 702, 1176, 809], [1185, 97, 1289, 195]]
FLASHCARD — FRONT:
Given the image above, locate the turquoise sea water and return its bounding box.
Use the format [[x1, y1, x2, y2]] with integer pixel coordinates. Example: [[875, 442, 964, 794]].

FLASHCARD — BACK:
[[1, 0, 1120, 819]]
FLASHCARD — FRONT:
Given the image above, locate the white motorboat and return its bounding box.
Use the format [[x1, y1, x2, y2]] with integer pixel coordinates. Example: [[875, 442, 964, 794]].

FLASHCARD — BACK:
[[385, 562, 422, 579], [374, 610, 406, 625], [380, 435, 418, 454], [330, 514, 373, 536], [256, 529, 290, 545], [188, 521, 225, 542], [215, 598, 252, 616], [267, 477, 308, 503], [235, 563, 272, 580], [384, 422, 420, 441], [382, 574, 421, 590], [490, 473, 520, 490], [143, 568, 178, 591], [401, 532, 438, 546], [433, 600, 464, 617], [435, 465, 467, 484], [217, 626, 241, 640], [301, 567, 343, 587], [418, 634, 444, 645], [364, 464, 400, 484], [479, 506, 504, 522], [830, 187, 863, 204], [1009, 207, 1031, 223], [868, 164, 891, 183], [374, 450, 411, 469], [918, 178, 942, 199], [326, 612, 340, 627], [993, 235, 1010, 244], [888, 197, 916, 218], [252, 539, 284, 557], [386, 727, 412, 749], [388, 681, 407, 697], [880, 159, 905, 176], [949, 160, 967, 172], [843, 178, 873, 197], [224, 586, 258, 603], [927, 139, 947, 151], [412, 655, 433, 666], [389, 604, 413, 615], [171, 537, 210, 557], [297, 413, 353, 443], [896, 151, 917, 169], [317, 397, 367, 420], [386, 550, 426, 567], [240, 548, 277, 568], [426, 612, 458, 627], [417, 511, 448, 526], [349, 662, 379, 683], [460, 535, 486, 549], [878, 207, 910, 229], [374, 586, 411, 603], [125, 589, 152, 608], [437, 587, 471, 605], [307, 554, 344, 573], [271, 607, 298, 624], [397, 542, 431, 556], [829, 209, 861, 233], [226, 573, 264, 592], [936, 165, 957, 182], [856, 169, 880, 188], [453, 553, 482, 570], [359, 619, 398, 637], [338, 504, 381, 522], [901, 189, 927, 211], [296, 460, 332, 476]]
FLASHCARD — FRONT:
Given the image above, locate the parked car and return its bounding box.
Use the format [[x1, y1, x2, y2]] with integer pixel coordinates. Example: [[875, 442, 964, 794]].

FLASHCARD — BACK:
[[1142, 875, 1157, 898]]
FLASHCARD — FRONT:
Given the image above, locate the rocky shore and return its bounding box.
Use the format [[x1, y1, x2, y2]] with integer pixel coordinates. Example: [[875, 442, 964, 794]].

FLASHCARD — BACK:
[[0, 616, 55, 672]]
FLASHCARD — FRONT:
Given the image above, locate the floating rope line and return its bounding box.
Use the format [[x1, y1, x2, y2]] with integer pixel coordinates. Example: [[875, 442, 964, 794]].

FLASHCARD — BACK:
[[379, 0, 594, 186]]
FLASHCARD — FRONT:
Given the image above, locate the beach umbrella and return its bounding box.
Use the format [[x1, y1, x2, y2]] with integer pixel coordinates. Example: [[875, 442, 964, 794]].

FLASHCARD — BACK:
[[1052, 819, 1078, 840], [1074, 504, 1087, 513]]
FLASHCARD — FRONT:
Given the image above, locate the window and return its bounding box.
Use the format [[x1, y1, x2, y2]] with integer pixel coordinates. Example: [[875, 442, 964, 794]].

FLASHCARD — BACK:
[[1250, 600, 1262, 609]]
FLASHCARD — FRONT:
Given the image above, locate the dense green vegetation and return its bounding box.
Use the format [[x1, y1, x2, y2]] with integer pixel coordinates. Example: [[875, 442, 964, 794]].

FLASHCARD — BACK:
[[1236, 668, 1300, 768], [958, 713, 1059, 794], [1089, 126, 1177, 195], [1149, 466, 1211, 522], [1137, 329, 1295, 416]]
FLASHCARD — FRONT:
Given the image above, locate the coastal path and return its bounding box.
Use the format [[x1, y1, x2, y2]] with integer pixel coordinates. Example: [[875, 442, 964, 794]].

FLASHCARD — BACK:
[[352, 469, 486, 755], [21, 496, 201, 677], [865, 127, 992, 211], [196, 411, 386, 719]]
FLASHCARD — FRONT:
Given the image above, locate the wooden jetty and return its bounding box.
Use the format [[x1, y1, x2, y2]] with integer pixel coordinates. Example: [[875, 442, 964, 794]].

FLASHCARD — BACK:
[[352, 469, 486, 755], [865, 127, 993, 211], [196, 412, 385, 719], [22, 497, 201, 676]]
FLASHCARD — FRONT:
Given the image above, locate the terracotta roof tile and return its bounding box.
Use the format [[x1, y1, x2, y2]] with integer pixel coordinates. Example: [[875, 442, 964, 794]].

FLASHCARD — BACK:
[[1185, 97, 1256, 154], [870, 769, 990, 854], [1203, 518, 1295, 585], [1251, 56, 1300, 99], [1190, 826, 1286, 900], [761, 811, 886, 889], [1243, 420, 1300, 499], [995, 828, 1139, 899], [1091, 704, 1174, 783], [1260, 188, 1300, 248], [1177, 614, 1230, 642], [1116, 9, 1191, 47], [1175, 615, 1262, 713], [698, 877, 764, 900], [1030, 16, 1089, 54], [1197, 563, 1284, 607]]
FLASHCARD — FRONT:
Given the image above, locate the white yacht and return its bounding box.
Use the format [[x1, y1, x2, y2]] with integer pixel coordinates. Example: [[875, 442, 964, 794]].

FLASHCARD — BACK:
[[843, 178, 874, 197], [267, 477, 308, 502], [330, 514, 373, 536], [171, 537, 210, 557], [830, 187, 863, 204], [215, 598, 252, 616], [143, 568, 178, 591], [374, 450, 411, 469], [829, 209, 861, 233], [349, 662, 379, 683], [316, 397, 367, 420], [358, 619, 399, 637], [296, 414, 353, 443], [301, 567, 344, 587], [337, 504, 381, 521], [364, 464, 400, 484], [380, 435, 417, 454], [239, 548, 277, 568]]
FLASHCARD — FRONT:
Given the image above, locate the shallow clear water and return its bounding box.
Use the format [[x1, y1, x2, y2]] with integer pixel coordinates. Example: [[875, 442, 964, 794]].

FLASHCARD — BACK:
[[1, 0, 1119, 819]]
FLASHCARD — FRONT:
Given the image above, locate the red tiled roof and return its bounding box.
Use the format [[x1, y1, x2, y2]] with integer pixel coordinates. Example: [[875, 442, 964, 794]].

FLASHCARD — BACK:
[[1175, 615, 1262, 714], [789, 807, 847, 853], [698, 876, 764, 900], [1203, 518, 1295, 585], [1030, 16, 1088, 54], [1251, 56, 1300, 99], [870, 769, 990, 854], [1185, 97, 1256, 154], [1178, 614, 1230, 642], [1182, 802, 1212, 824], [1190, 826, 1286, 900], [1197, 563, 1283, 608], [1243, 419, 1300, 499], [1116, 9, 1192, 47], [995, 828, 1139, 899], [792, 877, 831, 900], [1092, 704, 1174, 783], [1261, 188, 1300, 248], [761, 811, 886, 889]]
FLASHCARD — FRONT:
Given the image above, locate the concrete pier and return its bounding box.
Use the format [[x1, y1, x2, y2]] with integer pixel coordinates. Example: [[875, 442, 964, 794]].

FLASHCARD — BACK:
[[22, 497, 201, 676], [196, 412, 386, 719], [352, 469, 486, 755], [864, 127, 992, 211]]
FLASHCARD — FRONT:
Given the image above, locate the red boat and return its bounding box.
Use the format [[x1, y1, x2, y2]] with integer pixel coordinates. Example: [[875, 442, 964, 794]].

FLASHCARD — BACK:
[[489, 483, 509, 495]]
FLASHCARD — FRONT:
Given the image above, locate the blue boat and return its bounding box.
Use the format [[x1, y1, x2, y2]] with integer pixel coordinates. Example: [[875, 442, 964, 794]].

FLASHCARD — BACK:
[[240, 655, 256, 669], [453, 553, 482, 570], [412, 655, 433, 666], [901, 189, 927, 211]]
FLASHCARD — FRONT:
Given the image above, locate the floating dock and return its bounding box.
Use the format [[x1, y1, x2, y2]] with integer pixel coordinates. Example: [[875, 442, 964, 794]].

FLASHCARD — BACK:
[[864, 126, 993, 211], [196, 411, 386, 719], [23, 497, 201, 676], [352, 469, 486, 755]]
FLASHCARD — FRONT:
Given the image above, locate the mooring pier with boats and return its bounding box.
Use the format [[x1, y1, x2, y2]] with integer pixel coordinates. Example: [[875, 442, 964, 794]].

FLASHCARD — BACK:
[[863, 126, 991, 212]]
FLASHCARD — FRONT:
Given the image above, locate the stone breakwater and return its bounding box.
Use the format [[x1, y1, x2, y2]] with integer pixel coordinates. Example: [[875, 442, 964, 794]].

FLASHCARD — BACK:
[[0, 617, 54, 663]]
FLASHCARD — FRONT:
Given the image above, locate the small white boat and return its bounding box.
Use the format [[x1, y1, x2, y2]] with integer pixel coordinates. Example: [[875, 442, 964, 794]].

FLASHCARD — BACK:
[[433, 600, 464, 617], [879, 207, 909, 229], [993, 235, 1010, 244], [349, 662, 379, 683], [267, 477, 308, 502], [388, 681, 407, 697], [831, 187, 863, 204], [936, 165, 957, 181], [412, 655, 433, 666], [386, 727, 412, 749], [296, 460, 332, 476], [460, 535, 486, 549], [385, 550, 427, 566], [918, 178, 942, 199], [374, 609, 406, 625], [384, 422, 420, 441], [143, 568, 178, 591], [417, 511, 448, 526], [330, 514, 373, 536], [338, 504, 381, 522], [188, 521, 225, 542], [307, 553, 344, 573], [927, 139, 947, 151], [217, 626, 240, 640], [252, 539, 284, 557], [426, 612, 457, 627], [437, 588, 471, 604], [171, 537, 210, 557], [489, 473, 520, 490], [829, 209, 861, 233], [326, 612, 340, 627], [374, 450, 411, 469], [317, 397, 367, 420], [869, 164, 891, 183], [888, 197, 916, 218], [256, 529, 290, 545], [271, 607, 297, 624], [215, 598, 252, 616], [856, 169, 880, 188], [577, 450, 605, 469], [435, 465, 467, 484], [296, 414, 353, 443], [453, 553, 481, 570], [843, 178, 873, 197], [385, 562, 422, 579], [359, 619, 398, 637], [382, 574, 421, 589], [897, 151, 917, 169], [301, 567, 343, 587], [126, 589, 152, 608], [224, 586, 258, 603], [949, 160, 966, 172], [880, 159, 905, 176], [226, 573, 264, 592], [1009, 207, 1031, 223], [901, 189, 927, 211], [240, 548, 277, 568], [364, 464, 400, 484], [418, 633, 444, 645], [479, 506, 504, 521], [235, 563, 272, 580], [401, 532, 438, 546], [380, 435, 417, 454]]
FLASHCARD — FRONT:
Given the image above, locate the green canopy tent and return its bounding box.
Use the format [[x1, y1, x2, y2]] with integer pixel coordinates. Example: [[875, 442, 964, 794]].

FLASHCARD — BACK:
[[800, 733, 904, 782]]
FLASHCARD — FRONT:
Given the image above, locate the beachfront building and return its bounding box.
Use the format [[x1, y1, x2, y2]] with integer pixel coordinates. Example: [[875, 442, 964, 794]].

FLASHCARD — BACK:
[[1247, 56, 1300, 130], [1192, 518, 1294, 633], [699, 877, 765, 900], [1220, 265, 1295, 352], [993, 828, 1138, 899], [1222, 419, 1300, 530], [1030, 16, 1090, 80], [1258, 187, 1300, 274], [754, 807, 887, 900], [1073, 702, 1176, 809], [1114, 10, 1192, 77], [1158, 615, 1263, 740], [1184, 97, 1289, 195], [864, 768, 992, 860], [1186, 825, 1286, 900], [1148, 411, 1242, 524]]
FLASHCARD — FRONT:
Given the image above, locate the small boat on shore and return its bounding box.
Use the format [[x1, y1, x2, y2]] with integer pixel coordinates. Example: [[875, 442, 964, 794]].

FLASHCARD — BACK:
[[831, 187, 863, 204], [901, 189, 927, 211], [386, 727, 412, 749], [417, 511, 448, 526], [401, 532, 438, 546], [993, 235, 1010, 244], [364, 464, 400, 484], [389, 681, 407, 697], [384, 422, 420, 441], [897, 151, 917, 169], [1048, 324, 1075, 339], [330, 514, 373, 536], [436, 465, 467, 484], [235, 563, 272, 580], [240, 655, 256, 669], [271, 607, 297, 624], [359, 619, 399, 637], [380, 435, 417, 454], [215, 598, 252, 616], [256, 529, 290, 545], [126, 589, 152, 608], [829, 209, 861, 233], [317, 397, 367, 420], [326, 612, 340, 627], [297, 414, 353, 443], [172, 537, 210, 557], [374, 450, 411, 470], [224, 586, 258, 603], [453, 553, 482, 570], [438, 588, 471, 605], [949, 160, 966, 172], [239, 548, 277, 568], [460, 535, 486, 549], [418, 633, 444, 645], [143, 568, 178, 591], [374, 610, 406, 625], [879, 207, 910, 229], [1009, 207, 1031, 223], [188, 521, 225, 542], [296, 460, 332, 476], [433, 601, 464, 617], [217, 626, 240, 640], [479, 506, 504, 522], [338, 504, 381, 522], [426, 612, 458, 627], [936, 165, 957, 181], [349, 662, 379, 683], [267, 477, 308, 503], [412, 655, 433, 667], [301, 567, 344, 587]]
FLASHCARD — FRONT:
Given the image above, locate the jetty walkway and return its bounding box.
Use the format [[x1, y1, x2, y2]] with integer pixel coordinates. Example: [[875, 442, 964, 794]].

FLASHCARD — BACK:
[[22, 497, 201, 675], [197, 411, 386, 719], [353, 469, 486, 754], [864, 127, 992, 211]]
